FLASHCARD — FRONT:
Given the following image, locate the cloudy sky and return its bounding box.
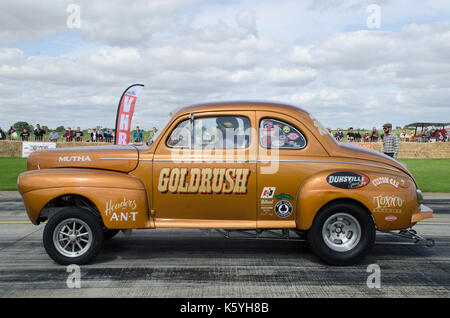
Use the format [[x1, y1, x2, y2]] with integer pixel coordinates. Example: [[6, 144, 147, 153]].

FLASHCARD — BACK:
[[1, 0, 450, 132]]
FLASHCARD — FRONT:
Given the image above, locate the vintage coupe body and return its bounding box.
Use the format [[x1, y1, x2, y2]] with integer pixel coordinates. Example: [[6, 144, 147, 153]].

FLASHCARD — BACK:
[[18, 101, 433, 265]]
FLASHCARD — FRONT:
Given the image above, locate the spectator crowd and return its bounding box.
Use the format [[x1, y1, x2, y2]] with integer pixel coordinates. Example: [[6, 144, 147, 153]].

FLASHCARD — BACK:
[[0, 122, 447, 144], [0, 124, 160, 144], [331, 126, 449, 143]]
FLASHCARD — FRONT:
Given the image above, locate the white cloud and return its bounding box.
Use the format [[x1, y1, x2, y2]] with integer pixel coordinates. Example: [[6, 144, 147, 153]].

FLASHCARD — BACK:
[[1, 0, 450, 132]]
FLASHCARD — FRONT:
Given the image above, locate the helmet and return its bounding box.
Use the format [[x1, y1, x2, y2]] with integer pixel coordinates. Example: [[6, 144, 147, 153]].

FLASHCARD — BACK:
[[216, 117, 239, 129]]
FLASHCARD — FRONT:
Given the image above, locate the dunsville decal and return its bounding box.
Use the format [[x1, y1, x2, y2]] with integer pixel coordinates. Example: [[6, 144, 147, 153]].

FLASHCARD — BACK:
[[327, 172, 370, 189]]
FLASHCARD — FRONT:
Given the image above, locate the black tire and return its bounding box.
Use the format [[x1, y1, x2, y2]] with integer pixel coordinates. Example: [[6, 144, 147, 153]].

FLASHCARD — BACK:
[[43, 208, 104, 265], [307, 202, 375, 266], [104, 229, 120, 240]]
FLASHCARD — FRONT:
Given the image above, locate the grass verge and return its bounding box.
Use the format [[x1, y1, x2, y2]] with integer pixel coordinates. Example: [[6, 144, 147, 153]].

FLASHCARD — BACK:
[[398, 158, 450, 192], [0, 157, 27, 191]]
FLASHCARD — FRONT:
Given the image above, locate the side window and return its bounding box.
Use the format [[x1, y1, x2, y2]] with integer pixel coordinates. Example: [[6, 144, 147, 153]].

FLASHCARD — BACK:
[[260, 118, 307, 149], [167, 116, 251, 149], [167, 119, 191, 148], [194, 116, 250, 149]]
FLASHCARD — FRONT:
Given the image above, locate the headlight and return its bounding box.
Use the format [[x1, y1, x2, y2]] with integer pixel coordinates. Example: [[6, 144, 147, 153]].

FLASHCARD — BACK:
[[416, 189, 424, 204]]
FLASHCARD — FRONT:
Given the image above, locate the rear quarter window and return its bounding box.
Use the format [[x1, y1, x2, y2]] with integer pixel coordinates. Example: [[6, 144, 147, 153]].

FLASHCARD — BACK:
[[260, 118, 307, 149]]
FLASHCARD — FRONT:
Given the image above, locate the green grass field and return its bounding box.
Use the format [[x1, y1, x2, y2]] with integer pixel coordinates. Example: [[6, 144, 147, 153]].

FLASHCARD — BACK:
[[398, 159, 450, 192], [0, 157, 449, 192], [0, 157, 27, 191]]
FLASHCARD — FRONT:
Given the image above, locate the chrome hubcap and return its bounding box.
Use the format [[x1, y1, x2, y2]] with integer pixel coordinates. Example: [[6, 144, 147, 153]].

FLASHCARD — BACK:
[[322, 213, 361, 252], [53, 218, 92, 258]]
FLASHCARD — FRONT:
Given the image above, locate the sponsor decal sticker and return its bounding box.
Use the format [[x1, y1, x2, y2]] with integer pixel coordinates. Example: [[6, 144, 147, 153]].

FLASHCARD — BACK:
[[275, 193, 293, 200], [373, 195, 404, 213], [261, 187, 276, 198], [287, 132, 299, 140], [263, 121, 274, 128], [157, 167, 251, 194], [105, 198, 139, 222], [275, 200, 293, 218], [372, 176, 399, 188], [271, 140, 285, 147], [283, 125, 291, 133], [327, 172, 370, 189], [385, 216, 397, 222], [261, 207, 274, 216]]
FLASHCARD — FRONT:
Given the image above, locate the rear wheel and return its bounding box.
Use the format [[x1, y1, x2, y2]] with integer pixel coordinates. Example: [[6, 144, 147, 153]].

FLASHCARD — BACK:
[[307, 202, 375, 266], [43, 208, 104, 265]]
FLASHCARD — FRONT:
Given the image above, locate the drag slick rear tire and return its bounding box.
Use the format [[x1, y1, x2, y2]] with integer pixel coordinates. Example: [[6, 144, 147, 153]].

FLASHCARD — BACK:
[[307, 202, 375, 266], [43, 208, 104, 265]]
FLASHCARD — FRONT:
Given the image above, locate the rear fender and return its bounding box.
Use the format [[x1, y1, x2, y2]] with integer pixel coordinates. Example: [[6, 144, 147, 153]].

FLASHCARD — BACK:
[[295, 169, 416, 231]]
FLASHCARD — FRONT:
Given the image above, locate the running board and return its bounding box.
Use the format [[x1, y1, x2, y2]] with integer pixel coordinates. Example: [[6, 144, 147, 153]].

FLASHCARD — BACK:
[[201, 229, 306, 241]]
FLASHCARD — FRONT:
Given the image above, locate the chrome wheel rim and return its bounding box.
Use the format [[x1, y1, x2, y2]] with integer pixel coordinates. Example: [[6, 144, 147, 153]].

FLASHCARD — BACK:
[[53, 218, 92, 258], [322, 213, 361, 252]]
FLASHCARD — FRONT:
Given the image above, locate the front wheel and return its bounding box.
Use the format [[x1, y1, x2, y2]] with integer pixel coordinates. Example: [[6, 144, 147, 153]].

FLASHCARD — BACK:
[[307, 202, 375, 266], [43, 208, 104, 265]]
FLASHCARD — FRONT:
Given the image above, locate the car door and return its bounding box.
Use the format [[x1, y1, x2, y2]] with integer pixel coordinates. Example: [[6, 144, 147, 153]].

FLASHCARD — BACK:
[[152, 111, 257, 228], [256, 111, 329, 228]]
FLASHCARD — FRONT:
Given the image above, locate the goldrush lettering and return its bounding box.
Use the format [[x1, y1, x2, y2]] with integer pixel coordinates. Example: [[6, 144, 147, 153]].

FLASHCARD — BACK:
[[158, 167, 250, 194]]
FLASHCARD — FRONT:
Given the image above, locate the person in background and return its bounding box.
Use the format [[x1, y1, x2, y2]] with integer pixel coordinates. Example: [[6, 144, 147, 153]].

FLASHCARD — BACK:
[[334, 128, 344, 142], [0, 128, 6, 140], [74, 127, 84, 142], [7, 126, 16, 140], [346, 127, 355, 142], [63, 127, 74, 142], [363, 131, 370, 142], [48, 129, 59, 142], [370, 126, 379, 142], [147, 127, 160, 145], [354, 129, 362, 142], [133, 126, 143, 143], [422, 127, 431, 142], [382, 123, 399, 159], [150, 127, 159, 140], [436, 131, 444, 142], [399, 129, 407, 142], [90, 128, 98, 142], [98, 129, 105, 142], [104, 129, 111, 143], [34, 124, 45, 141], [407, 130, 414, 142], [21, 128, 30, 141]]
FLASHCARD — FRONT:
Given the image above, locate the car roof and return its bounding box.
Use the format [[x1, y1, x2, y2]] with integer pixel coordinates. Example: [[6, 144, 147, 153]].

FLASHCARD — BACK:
[[171, 101, 311, 118]]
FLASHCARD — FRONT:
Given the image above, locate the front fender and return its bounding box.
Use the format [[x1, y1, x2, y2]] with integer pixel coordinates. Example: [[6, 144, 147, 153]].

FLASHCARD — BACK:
[[18, 169, 150, 229]]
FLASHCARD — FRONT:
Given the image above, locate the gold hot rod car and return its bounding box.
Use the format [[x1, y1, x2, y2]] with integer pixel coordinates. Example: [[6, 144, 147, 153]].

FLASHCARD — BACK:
[[17, 102, 434, 265]]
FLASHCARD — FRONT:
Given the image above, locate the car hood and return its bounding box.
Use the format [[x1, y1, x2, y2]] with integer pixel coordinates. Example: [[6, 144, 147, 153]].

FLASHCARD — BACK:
[[27, 145, 139, 173]]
